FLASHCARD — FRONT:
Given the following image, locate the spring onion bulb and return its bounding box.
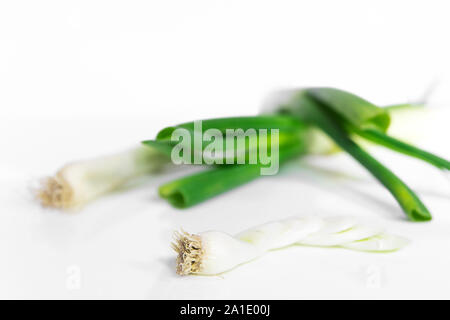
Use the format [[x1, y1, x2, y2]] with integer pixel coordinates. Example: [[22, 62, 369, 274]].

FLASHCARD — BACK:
[[172, 216, 409, 276], [36, 146, 169, 209]]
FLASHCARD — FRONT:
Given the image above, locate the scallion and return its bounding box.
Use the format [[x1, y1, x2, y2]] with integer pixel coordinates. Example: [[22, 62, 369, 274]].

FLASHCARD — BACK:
[[36, 146, 169, 209], [173, 216, 409, 276]]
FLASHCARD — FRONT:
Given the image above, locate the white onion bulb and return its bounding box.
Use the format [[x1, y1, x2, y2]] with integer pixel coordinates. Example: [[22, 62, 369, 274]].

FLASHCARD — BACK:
[[36, 146, 169, 209], [172, 216, 409, 276]]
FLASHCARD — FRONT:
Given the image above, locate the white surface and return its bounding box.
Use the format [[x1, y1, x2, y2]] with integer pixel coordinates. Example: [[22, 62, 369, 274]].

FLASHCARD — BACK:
[[1, 0, 450, 299]]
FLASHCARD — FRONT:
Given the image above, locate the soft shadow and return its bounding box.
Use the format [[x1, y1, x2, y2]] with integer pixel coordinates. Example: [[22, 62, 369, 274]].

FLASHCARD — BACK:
[[300, 161, 450, 200], [280, 162, 406, 221]]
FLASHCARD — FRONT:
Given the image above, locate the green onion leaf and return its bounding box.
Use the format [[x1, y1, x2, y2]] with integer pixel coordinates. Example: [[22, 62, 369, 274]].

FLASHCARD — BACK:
[[283, 88, 391, 132], [353, 128, 450, 170], [158, 142, 304, 208], [280, 92, 432, 222]]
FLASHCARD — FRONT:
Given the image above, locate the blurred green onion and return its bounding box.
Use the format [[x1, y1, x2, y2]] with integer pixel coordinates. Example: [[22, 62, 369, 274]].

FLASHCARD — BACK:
[[353, 128, 450, 170], [142, 87, 449, 221], [281, 88, 432, 221], [158, 142, 304, 208], [145, 116, 309, 165]]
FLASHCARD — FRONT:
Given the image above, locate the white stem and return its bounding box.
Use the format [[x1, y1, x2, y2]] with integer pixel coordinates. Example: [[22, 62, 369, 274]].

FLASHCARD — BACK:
[[173, 216, 409, 276], [36, 146, 169, 209]]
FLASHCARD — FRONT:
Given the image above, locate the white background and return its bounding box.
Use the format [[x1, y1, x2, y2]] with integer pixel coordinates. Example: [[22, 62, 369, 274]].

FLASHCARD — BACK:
[[1, 0, 450, 299]]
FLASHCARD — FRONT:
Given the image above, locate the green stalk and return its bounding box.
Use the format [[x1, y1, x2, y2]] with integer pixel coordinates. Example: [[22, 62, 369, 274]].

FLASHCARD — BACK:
[[147, 115, 308, 208], [305, 88, 391, 132], [145, 88, 445, 217], [353, 128, 450, 170], [284, 93, 432, 221], [158, 142, 304, 208], [159, 164, 261, 208], [144, 130, 306, 165], [146, 115, 309, 165]]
